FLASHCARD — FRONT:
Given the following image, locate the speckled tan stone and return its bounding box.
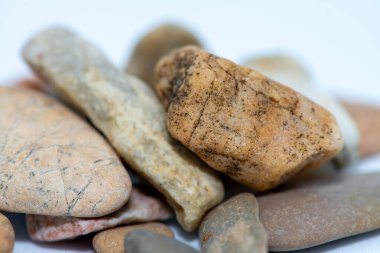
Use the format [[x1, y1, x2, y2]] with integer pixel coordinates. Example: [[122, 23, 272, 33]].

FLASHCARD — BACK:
[[155, 46, 343, 191], [23, 27, 224, 231], [258, 173, 380, 251], [200, 193, 267, 253], [0, 87, 131, 217], [343, 101, 380, 157], [245, 55, 359, 168], [0, 213, 14, 253], [93, 222, 173, 253], [126, 24, 202, 87], [26, 188, 172, 241]]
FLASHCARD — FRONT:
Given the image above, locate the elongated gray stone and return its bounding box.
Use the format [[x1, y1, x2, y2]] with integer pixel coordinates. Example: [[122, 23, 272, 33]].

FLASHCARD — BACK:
[[200, 193, 267, 253], [23, 27, 224, 231], [124, 230, 199, 253], [258, 173, 380, 251], [0, 87, 131, 217]]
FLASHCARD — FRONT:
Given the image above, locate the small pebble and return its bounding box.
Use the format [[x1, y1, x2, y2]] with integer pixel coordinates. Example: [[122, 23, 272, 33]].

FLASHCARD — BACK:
[[0, 213, 14, 253]]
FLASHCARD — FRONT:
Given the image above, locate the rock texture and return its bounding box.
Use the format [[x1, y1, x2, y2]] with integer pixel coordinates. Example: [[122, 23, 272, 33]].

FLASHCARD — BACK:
[[246, 55, 359, 168], [200, 193, 267, 253], [23, 27, 224, 231], [343, 101, 380, 157], [126, 24, 202, 87], [93, 222, 173, 253], [0, 87, 131, 217], [26, 188, 172, 241], [258, 173, 380, 251], [124, 230, 198, 253], [0, 213, 14, 253], [155, 46, 343, 191]]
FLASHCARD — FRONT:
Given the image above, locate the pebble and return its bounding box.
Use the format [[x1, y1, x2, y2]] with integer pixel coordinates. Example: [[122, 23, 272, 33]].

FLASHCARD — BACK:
[[258, 173, 380, 251], [155, 46, 343, 191], [0, 213, 14, 253], [124, 230, 199, 253], [200, 193, 267, 253], [126, 24, 202, 87], [0, 87, 131, 217], [23, 27, 224, 231], [93, 222, 173, 253], [26, 188, 172, 241], [245, 55, 359, 168]]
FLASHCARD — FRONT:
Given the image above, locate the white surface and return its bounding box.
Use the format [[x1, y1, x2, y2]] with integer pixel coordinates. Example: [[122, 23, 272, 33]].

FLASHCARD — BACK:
[[1, 0, 380, 252]]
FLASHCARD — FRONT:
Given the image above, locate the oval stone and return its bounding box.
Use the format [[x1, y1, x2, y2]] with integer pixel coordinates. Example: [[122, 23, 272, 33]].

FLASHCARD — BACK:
[[0, 87, 131, 217], [0, 213, 14, 253]]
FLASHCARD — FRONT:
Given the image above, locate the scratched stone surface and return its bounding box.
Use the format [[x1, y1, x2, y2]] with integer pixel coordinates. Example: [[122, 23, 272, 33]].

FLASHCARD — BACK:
[[0, 212, 14, 253], [23, 27, 224, 231], [258, 173, 380, 251], [26, 188, 172, 241], [0, 87, 131, 217], [155, 46, 343, 191], [93, 222, 173, 253]]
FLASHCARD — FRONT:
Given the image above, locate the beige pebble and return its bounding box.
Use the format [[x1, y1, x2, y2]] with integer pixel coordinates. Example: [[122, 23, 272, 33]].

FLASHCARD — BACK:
[[0, 213, 14, 253], [155, 46, 343, 191], [23, 27, 224, 231], [126, 24, 202, 87], [93, 222, 173, 253], [0, 87, 131, 217]]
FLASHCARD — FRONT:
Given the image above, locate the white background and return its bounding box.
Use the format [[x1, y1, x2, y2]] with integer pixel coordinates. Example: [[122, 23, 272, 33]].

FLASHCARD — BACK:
[[1, 0, 380, 252]]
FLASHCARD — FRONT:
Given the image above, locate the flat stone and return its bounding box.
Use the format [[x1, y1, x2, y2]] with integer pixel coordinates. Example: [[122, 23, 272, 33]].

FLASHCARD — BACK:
[[26, 188, 172, 241], [126, 24, 202, 87], [0, 213, 14, 253], [124, 230, 198, 253], [0, 87, 131, 217], [258, 173, 380, 251], [93, 222, 173, 253], [155, 46, 343, 191], [200, 193, 267, 253], [23, 27, 224, 231], [245, 55, 359, 168], [343, 102, 380, 157]]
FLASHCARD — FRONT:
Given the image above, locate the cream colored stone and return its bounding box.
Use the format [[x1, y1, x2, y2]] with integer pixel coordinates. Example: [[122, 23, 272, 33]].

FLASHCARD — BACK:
[[245, 55, 359, 168], [0, 213, 14, 253], [155, 46, 343, 191], [0, 87, 131, 217], [93, 222, 173, 253], [23, 27, 224, 231], [126, 24, 202, 87]]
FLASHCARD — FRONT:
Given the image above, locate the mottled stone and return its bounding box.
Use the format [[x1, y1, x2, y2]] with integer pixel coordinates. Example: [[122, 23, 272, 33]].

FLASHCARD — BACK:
[[258, 173, 380, 251], [126, 24, 202, 87], [23, 27, 224, 231], [26, 188, 171, 241], [200, 193, 267, 253], [93, 222, 173, 253], [0, 87, 131, 216], [124, 230, 198, 253], [0, 213, 14, 253], [246, 55, 359, 168], [343, 102, 380, 157], [155, 46, 343, 191]]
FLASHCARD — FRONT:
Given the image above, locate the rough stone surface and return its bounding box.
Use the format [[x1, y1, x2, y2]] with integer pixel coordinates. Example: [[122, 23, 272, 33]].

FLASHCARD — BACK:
[[26, 188, 172, 241], [126, 24, 202, 87], [0, 87, 131, 217], [23, 27, 224, 231], [246, 55, 359, 168], [0, 213, 14, 253], [258, 173, 380, 251], [93, 222, 173, 253], [200, 193, 267, 253], [124, 230, 198, 253], [343, 102, 380, 157], [155, 46, 343, 191]]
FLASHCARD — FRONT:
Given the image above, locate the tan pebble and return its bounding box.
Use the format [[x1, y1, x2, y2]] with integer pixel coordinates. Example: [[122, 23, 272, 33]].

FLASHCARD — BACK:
[[0, 87, 131, 217], [0, 213, 14, 253], [93, 222, 173, 253], [155, 46, 343, 191]]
